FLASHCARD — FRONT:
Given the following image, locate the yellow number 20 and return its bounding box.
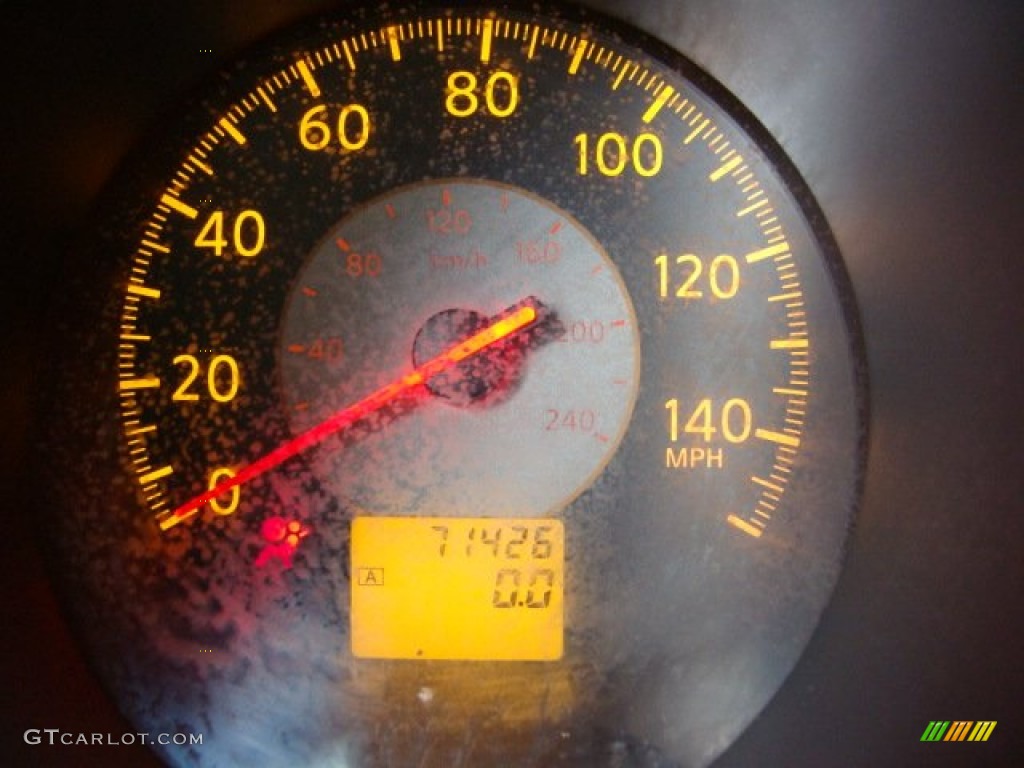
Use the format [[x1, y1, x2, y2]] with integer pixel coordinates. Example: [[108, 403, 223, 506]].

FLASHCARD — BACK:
[[172, 354, 241, 403]]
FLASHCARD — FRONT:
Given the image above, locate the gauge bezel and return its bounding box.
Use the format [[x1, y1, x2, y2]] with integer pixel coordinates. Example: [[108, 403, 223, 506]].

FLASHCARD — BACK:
[[33, 3, 870, 767]]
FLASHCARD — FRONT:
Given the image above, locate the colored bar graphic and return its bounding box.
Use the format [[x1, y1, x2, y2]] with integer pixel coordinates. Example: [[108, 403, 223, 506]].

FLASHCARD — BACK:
[[921, 720, 996, 742], [968, 721, 997, 741], [921, 721, 949, 741], [945, 721, 972, 741]]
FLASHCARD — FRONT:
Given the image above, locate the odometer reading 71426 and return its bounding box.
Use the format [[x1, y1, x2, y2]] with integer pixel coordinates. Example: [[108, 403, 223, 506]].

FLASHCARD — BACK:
[[351, 517, 564, 660]]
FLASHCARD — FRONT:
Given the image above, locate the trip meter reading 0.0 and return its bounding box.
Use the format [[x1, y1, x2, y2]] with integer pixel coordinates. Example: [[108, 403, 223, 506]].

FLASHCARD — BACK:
[[39, 4, 865, 767]]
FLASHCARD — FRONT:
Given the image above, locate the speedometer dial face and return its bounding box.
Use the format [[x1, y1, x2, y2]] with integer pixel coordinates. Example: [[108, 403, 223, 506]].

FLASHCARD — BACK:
[[41, 3, 865, 766]]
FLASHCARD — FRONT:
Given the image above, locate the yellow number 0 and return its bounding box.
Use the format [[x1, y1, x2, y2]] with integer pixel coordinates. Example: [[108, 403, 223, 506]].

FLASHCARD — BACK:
[[208, 467, 239, 516]]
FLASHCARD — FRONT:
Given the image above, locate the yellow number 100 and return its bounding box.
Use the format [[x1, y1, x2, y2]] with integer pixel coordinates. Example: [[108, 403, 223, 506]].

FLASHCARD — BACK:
[[575, 132, 663, 177]]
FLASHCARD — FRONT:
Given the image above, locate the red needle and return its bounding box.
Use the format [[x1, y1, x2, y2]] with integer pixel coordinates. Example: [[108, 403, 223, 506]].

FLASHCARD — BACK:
[[159, 302, 538, 530]]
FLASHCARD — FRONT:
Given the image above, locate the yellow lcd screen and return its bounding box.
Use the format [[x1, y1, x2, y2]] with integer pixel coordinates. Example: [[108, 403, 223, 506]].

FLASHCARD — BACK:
[[351, 517, 564, 660]]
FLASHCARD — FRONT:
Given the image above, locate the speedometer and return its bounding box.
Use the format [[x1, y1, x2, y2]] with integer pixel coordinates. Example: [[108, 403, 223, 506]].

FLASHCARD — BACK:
[[40, 3, 865, 766]]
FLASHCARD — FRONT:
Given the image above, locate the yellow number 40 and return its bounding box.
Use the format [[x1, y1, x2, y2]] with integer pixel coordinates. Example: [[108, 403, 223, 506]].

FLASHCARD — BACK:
[[194, 210, 265, 258]]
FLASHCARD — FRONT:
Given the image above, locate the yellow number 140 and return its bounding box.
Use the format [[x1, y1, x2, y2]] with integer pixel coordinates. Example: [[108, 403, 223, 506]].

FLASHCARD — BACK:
[[666, 398, 752, 443]]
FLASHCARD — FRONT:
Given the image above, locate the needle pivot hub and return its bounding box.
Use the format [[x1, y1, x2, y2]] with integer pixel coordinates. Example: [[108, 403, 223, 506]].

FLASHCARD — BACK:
[[412, 307, 527, 407]]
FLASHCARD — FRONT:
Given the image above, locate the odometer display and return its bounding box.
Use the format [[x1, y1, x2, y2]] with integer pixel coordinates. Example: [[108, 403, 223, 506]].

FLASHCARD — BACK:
[[41, 4, 865, 767], [351, 517, 564, 660]]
